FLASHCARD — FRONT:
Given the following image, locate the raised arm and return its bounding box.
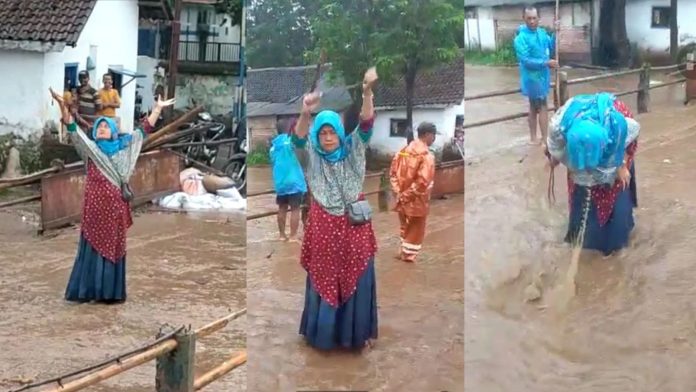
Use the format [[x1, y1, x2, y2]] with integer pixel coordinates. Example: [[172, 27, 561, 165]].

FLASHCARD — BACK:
[[146, 95, 176, 129], [292, 92, 321, 147]]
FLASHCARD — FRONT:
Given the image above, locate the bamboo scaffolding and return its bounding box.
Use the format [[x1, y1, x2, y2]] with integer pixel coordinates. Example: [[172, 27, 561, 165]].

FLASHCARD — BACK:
[[193, 351, 247, 391], [195, 308, 247, 338]]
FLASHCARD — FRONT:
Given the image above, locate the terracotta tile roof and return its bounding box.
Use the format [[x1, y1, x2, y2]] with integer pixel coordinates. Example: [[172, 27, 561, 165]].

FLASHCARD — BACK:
[[374, 56, 464, 108], [0, 0, 97, 46]]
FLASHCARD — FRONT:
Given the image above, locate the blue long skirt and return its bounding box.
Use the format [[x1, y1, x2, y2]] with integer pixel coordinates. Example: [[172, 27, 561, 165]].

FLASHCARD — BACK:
[[299, 259, 378, 350], [65, 234, 127, 303], [565, 163, 637, 256]]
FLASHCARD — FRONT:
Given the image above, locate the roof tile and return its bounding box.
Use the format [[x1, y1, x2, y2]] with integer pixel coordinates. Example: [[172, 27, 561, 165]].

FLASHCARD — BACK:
[[0, 0, 96, 45]]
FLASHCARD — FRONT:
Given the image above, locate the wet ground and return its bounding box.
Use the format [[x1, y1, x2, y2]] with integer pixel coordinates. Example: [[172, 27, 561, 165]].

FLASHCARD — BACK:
[[246, 167, 464, 391], [0, 209, 246, 392], [465, 65, 696, 391]]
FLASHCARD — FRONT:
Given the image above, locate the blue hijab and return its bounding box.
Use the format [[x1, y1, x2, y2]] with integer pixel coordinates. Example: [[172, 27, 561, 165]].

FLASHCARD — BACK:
[[310, 110, 348, 162], [560, 93, 628, 171], [92, 117, 131, 156]]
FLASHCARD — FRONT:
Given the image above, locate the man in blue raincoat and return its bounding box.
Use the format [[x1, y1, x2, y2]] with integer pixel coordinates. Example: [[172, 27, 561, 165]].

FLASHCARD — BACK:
[[270, 122, 307, 242], [513, 5, 558, 146]]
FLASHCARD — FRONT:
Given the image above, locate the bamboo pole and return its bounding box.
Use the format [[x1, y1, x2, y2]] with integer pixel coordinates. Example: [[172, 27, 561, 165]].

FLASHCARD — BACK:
[[554, 0, 561, 107], [0, 194, 41, 208], [195, 309, 247, 338], [41, 340, 177, 392], [142, 105, 205, 149], [193, 351, 247, 391]]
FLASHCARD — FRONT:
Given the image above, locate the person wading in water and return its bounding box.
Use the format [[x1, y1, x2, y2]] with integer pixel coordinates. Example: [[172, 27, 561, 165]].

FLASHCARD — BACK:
[[546, 92, 640, 256], [270, 122, 307, 242], [389, 122, 437, 262], [292, 67, 379, 350], [51, 89, 175, 304], [513, 4, 558, 147]]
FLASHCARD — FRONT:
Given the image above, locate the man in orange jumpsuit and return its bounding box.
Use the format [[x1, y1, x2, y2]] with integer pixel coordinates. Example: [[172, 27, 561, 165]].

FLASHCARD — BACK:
[[389, 122, 437, 262]]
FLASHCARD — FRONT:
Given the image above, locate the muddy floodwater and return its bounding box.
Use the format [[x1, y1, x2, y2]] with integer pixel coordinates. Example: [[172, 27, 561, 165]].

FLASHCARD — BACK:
[[246, 167, 464, 391], [465, 65, 696, 391], [0, 208, 246, 391]]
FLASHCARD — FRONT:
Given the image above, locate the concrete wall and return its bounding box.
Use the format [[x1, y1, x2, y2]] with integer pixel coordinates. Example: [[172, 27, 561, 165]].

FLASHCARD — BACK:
[[472, 2, 592, 62], [370, 100, 464, 155], [43, 0, 139, 131], [136, 56, 162, 114], [625, 0, 696, 55], [249, 115, 276, 150], [175, 73, 238, 115], [464, 18, 497, 50], [0, 50, 46, 136]]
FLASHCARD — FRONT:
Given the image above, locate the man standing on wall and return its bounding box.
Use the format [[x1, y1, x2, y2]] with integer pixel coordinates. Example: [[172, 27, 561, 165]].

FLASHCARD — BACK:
[[513, 5, 558, 146], [389, 122, 437, 262], [76, 71, 102, 124], [98, 73, 121, 119]]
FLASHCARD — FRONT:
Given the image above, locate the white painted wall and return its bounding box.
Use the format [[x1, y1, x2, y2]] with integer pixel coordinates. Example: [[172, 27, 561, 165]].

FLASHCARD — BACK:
[[0, 50, 46, 136], [43, 0, 139, 132], [625, 0, 696, 52], [370, 100, 464, 155], [136, 56, 162, 113], [464, 18, 497, 50]]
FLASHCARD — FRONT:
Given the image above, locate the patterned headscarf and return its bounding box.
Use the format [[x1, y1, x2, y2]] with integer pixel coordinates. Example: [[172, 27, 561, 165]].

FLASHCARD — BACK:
[[92, 117, 132, 157], [310, 110, 348, 163], [560, 92, 628, 171]]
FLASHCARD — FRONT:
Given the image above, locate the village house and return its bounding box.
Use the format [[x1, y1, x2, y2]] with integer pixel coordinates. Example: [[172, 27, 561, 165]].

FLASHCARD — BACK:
[[246, 64, 351, 149], [137, 0, 243, 116], [0, 0, 172, 136], [464, 0, 593, 64], [465, 0, 696, 65], [247, 57, 464, 156]]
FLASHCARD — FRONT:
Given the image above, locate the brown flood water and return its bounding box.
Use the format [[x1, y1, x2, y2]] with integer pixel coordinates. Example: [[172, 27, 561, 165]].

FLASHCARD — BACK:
[[0, 209, 246, 391], [465, 65, 696, 391], [246, 167, 464, 391]]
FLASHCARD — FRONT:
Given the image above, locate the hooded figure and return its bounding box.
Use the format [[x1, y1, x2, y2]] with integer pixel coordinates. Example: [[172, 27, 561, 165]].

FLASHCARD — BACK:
[[547, 92, 640, 256]]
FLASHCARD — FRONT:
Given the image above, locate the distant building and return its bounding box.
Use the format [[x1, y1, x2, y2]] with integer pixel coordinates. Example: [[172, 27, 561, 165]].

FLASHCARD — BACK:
[[0, 0, 143, 135], [464, 0, 593, 64], [137, 0, 243, 115], [247, 57, 464, 155]]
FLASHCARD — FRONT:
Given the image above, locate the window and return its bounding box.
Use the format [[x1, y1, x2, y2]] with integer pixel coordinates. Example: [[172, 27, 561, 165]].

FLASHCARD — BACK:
[[651, 6, 671, 28], [390, 118, 410, 138]]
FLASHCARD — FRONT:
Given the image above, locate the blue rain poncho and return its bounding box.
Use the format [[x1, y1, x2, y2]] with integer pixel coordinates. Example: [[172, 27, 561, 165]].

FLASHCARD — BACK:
[[513, 25, 555, 100], [270, 133, 307, 196]]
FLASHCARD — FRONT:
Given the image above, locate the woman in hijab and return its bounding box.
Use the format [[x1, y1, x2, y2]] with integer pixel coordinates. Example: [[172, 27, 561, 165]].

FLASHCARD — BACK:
[[290, 67, 379, 350], [546, 92, 639, 256], [50, 89, 175, 304]]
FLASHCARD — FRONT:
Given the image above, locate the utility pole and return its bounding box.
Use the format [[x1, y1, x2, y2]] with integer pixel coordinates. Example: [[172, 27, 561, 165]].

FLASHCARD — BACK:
[[670, 0, 678, 62], [167, 0, 183, 101]]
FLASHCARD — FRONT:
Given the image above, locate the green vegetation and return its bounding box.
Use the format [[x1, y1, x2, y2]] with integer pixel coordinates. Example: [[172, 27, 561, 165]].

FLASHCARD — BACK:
[[464, 40, 517, 66], [247, 147, 270, 166]]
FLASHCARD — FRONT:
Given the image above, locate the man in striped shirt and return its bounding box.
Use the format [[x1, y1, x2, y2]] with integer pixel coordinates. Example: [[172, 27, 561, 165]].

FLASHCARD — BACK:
[[77, 71, 102, 123]]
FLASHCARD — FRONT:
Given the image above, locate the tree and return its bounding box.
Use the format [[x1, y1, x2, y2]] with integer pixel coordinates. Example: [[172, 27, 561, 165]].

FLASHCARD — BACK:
[[246, 0, 315, 68], [311, 0, 463, 135], [598, 0, 631, 67], [214, 0, 244, 26]]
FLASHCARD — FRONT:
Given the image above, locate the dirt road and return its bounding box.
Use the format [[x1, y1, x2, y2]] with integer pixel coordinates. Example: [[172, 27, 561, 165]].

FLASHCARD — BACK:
[[0, 210, 246, 392]]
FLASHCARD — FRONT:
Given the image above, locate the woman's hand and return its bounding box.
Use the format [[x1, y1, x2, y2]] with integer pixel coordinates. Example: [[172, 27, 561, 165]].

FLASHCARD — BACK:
[[363, 67, 378, 93], [49, 88, 73, 125], [155, 95, 176, 110], [617, 165, 631, 190], [301, 92, 321, 115]]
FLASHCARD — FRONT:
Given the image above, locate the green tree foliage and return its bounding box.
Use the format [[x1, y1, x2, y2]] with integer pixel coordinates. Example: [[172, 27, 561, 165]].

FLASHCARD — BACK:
[[311, 0, 463, 132], [214, 0, 244, 27], [247, 0, 315, 68]]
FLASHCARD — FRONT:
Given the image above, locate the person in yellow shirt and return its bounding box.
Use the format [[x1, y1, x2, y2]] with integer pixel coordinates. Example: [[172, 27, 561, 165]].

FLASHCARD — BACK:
[[98, 73, 121, 118]]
